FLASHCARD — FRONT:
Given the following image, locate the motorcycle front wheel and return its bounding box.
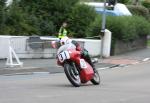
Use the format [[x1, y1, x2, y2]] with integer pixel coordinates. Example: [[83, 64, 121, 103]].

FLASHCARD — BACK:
[[91, 70, 100, 85], [64, 63, 81, 87]]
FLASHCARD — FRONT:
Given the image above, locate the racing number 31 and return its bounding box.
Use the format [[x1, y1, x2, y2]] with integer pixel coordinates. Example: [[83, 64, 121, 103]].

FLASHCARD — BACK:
[[58, 51, 70, 62]]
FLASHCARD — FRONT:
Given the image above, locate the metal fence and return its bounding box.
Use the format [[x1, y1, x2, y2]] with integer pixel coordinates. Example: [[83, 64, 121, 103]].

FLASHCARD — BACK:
[[26, 36, 57, 58], [10, 36, 85, 59], [0, 36, 103, 59], [0, 36, 92, 59]]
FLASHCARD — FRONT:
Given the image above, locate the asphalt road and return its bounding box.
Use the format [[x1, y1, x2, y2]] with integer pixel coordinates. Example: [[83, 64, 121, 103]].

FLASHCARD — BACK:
[[0, 61, 150, 103]]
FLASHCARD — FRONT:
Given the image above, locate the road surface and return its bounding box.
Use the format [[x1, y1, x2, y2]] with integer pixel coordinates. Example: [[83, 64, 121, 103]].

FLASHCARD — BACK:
[[0, 61, 150, 103]]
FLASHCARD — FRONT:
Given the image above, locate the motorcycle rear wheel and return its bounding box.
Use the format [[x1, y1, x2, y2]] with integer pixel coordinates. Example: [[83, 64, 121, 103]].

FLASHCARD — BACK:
[[91, 70, 100, 85], [64, 63, 81, 87]]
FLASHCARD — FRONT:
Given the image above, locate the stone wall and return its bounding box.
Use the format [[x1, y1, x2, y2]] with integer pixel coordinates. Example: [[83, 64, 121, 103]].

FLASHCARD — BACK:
[[111, 36, 147, 55]]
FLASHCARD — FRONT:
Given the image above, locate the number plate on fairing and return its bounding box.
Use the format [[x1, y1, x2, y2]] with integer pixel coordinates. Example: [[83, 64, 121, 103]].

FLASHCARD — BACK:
[[58, 51, 70, 63], [80, 59, 87, 68]]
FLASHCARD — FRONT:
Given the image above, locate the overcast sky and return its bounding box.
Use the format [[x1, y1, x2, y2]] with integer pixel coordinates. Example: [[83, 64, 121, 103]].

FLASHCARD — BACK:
[[6, 0, 13, 6]]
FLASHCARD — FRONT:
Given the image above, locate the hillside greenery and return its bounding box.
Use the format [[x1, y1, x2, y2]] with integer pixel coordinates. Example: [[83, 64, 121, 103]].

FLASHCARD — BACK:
[[0, 0, 149, 41]]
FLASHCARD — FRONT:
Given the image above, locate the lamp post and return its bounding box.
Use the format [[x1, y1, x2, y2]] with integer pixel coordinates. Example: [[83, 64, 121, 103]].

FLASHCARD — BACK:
[[100, 0, 107, 59], [101, 0, 107, 33], [100, 0, 117, 59]]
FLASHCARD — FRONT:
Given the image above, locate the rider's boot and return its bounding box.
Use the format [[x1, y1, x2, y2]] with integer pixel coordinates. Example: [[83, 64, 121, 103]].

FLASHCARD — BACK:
[[84, 55, 97, 73], [81, 49, 97, 73]]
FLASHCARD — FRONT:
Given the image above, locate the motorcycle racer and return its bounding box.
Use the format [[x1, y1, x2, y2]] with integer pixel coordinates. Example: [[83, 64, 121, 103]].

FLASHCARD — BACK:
[[59, 37, 96, 72]]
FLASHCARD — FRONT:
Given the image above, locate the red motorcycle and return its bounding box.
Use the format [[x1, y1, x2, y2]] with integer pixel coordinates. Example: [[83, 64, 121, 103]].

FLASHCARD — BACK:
[[57, 43, 100, 87]]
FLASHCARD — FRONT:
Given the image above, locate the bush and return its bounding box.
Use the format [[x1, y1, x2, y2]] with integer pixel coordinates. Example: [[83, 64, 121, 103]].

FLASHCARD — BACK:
[[1, 0, 79, 36], [2, 1, 40, 35], [87, 15, 150, 41], [68, 4, 97, 38], [142, 0, 150, 10], [127, 5, 149, 20], [86, 15, 102, 37], [0, 0, 7, 35], [117, 0, 130, 4]]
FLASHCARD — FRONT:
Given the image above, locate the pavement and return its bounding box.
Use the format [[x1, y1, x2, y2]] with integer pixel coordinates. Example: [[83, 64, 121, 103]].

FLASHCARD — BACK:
[[0, 47, 150, 75]]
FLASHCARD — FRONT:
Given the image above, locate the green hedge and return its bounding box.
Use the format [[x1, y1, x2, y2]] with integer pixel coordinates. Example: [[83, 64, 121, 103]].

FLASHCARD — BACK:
[[0, 0, 7, 34], [127, 5, 149, 20], [142, 0, 150, 10], [0, 0, 79, 35], [1, 0, 150, 39], [118, 0, 130, 4], [68, 4, 97, 38], [87, 15, 150, 41], [0, 0, 97, 37]]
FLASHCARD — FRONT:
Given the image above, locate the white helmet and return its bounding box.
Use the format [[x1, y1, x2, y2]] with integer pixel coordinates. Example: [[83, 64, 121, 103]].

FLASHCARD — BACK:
[[60, 37, 71, 45]]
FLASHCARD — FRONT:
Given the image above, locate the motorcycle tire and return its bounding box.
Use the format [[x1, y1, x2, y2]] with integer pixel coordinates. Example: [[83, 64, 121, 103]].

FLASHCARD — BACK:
[[91, 70, 100, 85], [64, 63, 81, 87]]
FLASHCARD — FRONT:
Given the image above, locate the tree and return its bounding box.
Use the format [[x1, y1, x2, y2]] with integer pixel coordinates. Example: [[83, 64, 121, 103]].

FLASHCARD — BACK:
[[1, 0, 98, 37], [68, 4, 97, 38], [117, 0, 130, 4], [132, 0, 140, 5], [0, 0, 7, 34], [15, 0, 79, 36], [2, 0, 39, 35]]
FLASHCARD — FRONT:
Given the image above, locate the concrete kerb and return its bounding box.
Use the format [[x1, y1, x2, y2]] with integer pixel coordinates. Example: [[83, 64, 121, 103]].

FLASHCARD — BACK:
[[97, 57, 150, 70], [0, 66, 50, 76], [2, 72, 34, 76], [3, 66, 41, 70], [2, 71, 53, 76], [1, 57, 150, 76]]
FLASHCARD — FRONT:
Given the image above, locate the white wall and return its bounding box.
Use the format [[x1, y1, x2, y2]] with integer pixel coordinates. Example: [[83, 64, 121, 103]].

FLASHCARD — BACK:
[[40, 37, 102, 57], [0, 36, 10, 58], [0, 33, 111, 59], [75, 39, 101, 57]]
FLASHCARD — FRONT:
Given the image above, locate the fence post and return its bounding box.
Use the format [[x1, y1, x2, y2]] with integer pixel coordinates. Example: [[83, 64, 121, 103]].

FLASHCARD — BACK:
[[6, 38, 23, 67]]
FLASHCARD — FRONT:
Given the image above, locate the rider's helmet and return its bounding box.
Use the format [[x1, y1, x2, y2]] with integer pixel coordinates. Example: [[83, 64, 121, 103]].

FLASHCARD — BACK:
[[60, 36, 71, 45]]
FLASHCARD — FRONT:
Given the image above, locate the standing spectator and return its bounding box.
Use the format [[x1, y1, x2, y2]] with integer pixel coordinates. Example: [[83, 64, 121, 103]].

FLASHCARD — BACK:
[[58, 21, 68, 40]]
